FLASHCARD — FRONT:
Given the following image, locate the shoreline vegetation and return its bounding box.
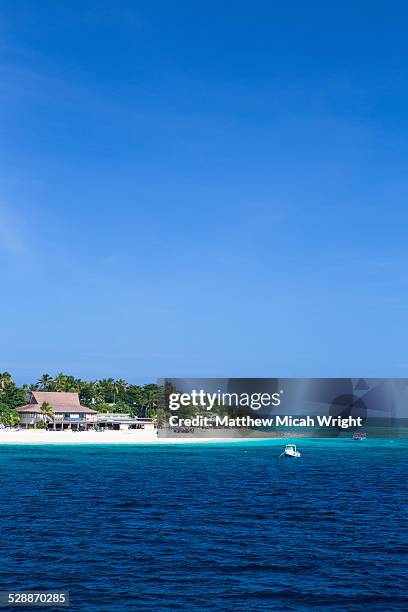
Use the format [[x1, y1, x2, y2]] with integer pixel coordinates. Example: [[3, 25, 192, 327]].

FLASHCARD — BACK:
[[0, 371, 263, 431], [0, 371, 163, 427], [1, 372, 407, 443]]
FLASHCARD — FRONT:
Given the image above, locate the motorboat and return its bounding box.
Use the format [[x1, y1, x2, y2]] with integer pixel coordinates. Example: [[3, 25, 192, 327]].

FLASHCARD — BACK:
[[352, 432, 367, 440], [282, 443, 301, 458]]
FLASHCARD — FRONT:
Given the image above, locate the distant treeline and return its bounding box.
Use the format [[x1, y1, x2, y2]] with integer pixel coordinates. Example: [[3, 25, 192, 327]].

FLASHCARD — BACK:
[[0, 372, 163, 426]]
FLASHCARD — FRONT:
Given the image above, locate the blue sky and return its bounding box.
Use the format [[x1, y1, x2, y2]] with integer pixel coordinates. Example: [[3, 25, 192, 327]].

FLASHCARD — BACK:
[[1, 1, 408, 384]]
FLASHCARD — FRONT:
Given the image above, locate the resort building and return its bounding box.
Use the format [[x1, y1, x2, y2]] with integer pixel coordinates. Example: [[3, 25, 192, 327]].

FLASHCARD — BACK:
[[96, 413, 155, 432], [16, 392, 156, 433], [16, 391, 98, 430]]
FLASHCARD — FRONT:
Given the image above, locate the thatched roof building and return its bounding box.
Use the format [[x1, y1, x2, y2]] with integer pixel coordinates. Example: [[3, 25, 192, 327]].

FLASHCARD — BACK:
[[16, 391, 97, 429], [17, 391, 97, 414]]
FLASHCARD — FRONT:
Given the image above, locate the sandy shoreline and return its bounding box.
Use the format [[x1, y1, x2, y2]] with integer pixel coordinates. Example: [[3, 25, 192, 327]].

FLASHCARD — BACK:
[[0, 430, 263, 445]]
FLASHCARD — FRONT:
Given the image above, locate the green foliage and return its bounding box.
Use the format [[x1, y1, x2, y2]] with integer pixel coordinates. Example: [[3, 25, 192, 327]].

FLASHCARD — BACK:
[[1, 372, 240, 428], [40, 402, 54, 421], [111, 400, 131, 414], [1, 371, 166, 419], [94, 402, 114, 413], [149, 407, 167, 427], [35, 421, 47, 429], [0, 372, 26, 409], [0, 402, 20, 426]]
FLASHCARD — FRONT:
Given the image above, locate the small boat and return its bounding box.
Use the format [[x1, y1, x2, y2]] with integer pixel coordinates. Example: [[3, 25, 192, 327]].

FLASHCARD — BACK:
[[282, 443, 301, 458], [352, 432, 367, 441]]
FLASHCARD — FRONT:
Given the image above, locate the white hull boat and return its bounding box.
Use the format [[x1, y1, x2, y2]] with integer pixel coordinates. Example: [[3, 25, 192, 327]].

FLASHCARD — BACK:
[[353, 432, 367, 440], [281, 443, 301, 458]]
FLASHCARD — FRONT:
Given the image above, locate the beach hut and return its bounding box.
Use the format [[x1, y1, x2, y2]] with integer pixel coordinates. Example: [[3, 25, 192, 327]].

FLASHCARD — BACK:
[[16, 391, 98, 430]]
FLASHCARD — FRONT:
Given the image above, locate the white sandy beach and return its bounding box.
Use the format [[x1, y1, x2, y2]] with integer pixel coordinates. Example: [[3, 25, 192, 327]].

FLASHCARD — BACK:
[[0, 429, 258, 445]]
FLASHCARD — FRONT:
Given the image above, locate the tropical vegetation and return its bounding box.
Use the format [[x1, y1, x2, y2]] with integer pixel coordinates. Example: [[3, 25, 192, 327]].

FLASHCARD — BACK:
[[0, 371, 162, 426]]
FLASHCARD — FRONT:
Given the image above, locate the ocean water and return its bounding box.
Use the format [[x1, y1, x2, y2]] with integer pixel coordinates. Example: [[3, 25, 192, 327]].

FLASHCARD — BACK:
[[0, 439, 407, 611]]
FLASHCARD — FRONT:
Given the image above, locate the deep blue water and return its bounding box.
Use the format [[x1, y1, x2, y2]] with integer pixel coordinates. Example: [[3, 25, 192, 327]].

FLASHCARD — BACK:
[[0, 439, 407, 611]]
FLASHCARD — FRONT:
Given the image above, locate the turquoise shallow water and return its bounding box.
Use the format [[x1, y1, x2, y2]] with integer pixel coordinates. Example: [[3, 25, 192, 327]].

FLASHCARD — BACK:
[[0, 439, 407, 611]]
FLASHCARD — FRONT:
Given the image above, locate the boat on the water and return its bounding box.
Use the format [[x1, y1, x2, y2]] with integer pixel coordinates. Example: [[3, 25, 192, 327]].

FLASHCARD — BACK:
[[282, 443, 301, 457], [353, 432, 367, 440]]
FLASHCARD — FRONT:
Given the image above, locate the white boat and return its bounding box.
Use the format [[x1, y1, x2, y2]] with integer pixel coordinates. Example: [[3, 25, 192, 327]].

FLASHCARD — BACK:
[[353, 432, 367, 440], [282, 443, 301, 458]]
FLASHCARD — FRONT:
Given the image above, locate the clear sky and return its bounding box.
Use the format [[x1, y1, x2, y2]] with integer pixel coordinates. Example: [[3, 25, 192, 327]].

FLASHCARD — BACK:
[[1, 1, 408, 384]]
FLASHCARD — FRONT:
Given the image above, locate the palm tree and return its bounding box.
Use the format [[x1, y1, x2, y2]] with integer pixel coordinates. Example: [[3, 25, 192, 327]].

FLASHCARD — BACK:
[[54, 373, 68, 391], [0, 372, 13, 391], [89, 381, 104, 403], [134, 384, 160, 418], [63, 375, 81, 392], [112, 380, 120, 404], [150, 408, 166, 428], [144, 384, 159, 411], [99, 378, 115, 403], [40, 401, 54, 428], [112, 379, 127, 403], [0, 406, 20, 427], [37, 373, 54, 390]]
